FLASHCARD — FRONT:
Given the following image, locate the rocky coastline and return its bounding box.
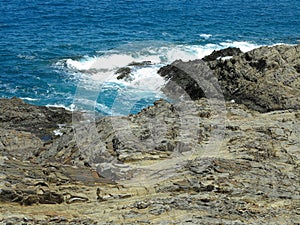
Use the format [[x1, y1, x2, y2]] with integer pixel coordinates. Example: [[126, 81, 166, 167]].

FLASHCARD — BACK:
[[0, 44, 299, 224]]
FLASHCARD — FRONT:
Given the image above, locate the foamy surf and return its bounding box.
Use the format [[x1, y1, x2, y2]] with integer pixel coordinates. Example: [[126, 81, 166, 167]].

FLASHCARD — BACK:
[[199, 34, 212, 39], [63, 41, 261, 74], [20, 97, 38, 102], [62, 41, 261, 84], [46, 103, 76, 111], [57, 40, 262, 115]]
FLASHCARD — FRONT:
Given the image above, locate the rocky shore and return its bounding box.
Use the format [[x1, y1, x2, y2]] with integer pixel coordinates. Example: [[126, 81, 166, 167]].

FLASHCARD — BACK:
[[0, 44, 300, 224]]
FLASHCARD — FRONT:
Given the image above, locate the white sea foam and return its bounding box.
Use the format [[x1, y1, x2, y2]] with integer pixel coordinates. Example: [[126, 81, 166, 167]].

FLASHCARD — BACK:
[[65, 41, 260, 70], [53, 129, 63, 136], [52, 40, 283, 114], [20, 97, 38, 101], [66, 57, 98, 71], [95, 102, 113, 115], [62, 40, 262, 92], [66, 54, 159, 72], [219, 41, 260, 53], [46, 103, 75, 111], [199, 34, 212, 39], [112, 66, 166, 91]]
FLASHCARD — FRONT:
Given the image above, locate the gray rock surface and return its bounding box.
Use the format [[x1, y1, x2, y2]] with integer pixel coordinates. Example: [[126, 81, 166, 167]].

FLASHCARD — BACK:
[[1, 97, 298, 224], [158, 60, 223, 100]]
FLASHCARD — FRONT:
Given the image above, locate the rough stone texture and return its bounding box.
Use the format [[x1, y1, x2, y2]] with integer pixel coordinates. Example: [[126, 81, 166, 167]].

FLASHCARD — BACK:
[[0, 97, 74, 140], [0, 128, 43, 160], [1, 96, 299, 224], [208, 44, 300, 112], [159, 44, 300, 112]]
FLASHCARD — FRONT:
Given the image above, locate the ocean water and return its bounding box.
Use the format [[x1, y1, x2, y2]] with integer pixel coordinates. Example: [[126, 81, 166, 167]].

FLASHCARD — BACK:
[[1, 0, 299, 115]]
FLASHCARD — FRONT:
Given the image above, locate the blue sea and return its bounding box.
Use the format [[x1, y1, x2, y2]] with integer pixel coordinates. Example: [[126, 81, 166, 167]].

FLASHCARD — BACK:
[[1, 0, 299, 115]]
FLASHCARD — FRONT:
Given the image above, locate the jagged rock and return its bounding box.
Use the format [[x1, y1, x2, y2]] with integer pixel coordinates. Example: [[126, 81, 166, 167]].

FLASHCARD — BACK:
[[0, 128, 43, 160], [159, 44, 300, 112], [208, 44, 300, 112], [115, 67, 132, 80], [158, 60, 223, 100], [30, 97, 299, 189], [0, 97, 299, 223], [202, 47, 242, 61], [0, 97, 74, 140]]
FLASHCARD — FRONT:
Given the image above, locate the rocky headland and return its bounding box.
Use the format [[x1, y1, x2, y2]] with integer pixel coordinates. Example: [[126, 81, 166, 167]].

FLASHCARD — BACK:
[[0, 44, 299, 224]]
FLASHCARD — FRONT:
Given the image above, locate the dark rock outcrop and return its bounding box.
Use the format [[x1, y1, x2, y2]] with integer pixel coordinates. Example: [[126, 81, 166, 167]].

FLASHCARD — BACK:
[[202, 47, 242, 61], [115, 67, 131, 80], [159, 44, 300, 112], [158, 60, 223, 100], [209, 44, 300, 112], [0, 97, 74, 140]]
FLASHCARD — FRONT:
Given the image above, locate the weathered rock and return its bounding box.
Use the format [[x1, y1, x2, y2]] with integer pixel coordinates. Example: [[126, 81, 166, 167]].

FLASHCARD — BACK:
[[208, 44, 300, 112], [0, 128, 43, 160], [158, 60, 223, 100], [0, 97, 300, 223], [202, 47, 242, 61], [159, 44, 300, 112], [0, 97, 74, 140]]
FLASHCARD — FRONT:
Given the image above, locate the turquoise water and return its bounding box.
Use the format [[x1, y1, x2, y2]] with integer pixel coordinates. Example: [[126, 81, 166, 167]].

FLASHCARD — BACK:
[[1, 0, 299, 114]]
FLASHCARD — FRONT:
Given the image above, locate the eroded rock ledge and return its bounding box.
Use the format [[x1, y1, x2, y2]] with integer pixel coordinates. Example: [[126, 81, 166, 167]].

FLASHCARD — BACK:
[[1, 44, 300, 224]]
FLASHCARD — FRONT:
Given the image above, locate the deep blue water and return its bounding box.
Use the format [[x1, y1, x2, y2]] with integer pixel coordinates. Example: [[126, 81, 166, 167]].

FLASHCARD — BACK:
[[1, 0, 299, 115]]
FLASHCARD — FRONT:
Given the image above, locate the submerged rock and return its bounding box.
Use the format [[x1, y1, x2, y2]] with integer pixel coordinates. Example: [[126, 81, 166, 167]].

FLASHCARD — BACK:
[[128, 61, 152, 66], [115, 67, 132, 80], [115, 61, 152, 80]]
